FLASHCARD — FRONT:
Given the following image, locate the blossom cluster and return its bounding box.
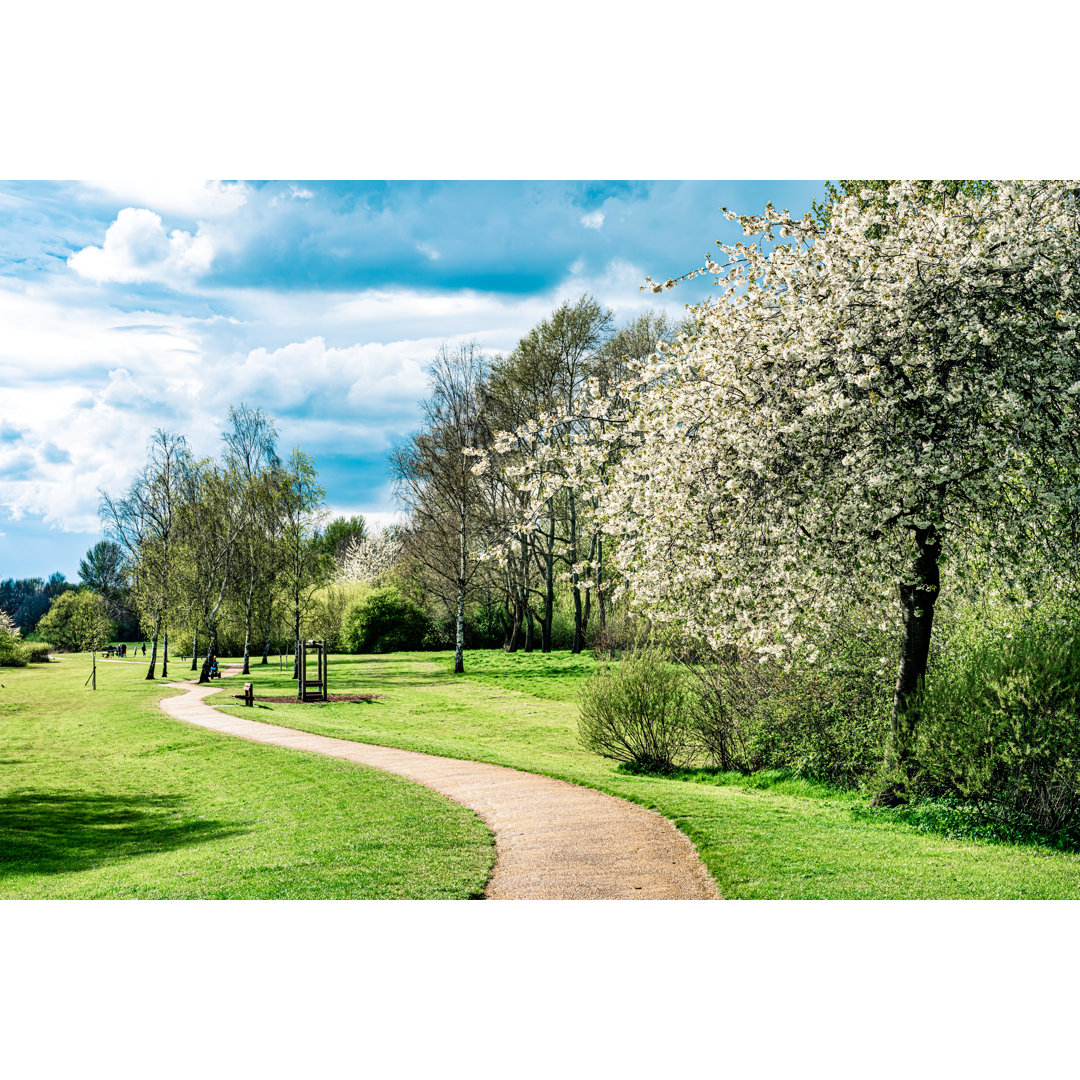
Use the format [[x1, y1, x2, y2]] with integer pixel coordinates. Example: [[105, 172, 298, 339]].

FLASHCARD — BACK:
[[475, 182, 1080, 661]]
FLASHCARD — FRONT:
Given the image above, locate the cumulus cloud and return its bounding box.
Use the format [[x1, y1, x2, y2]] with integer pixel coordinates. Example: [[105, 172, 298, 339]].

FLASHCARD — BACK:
[[68, 208, 215, 287], [580, 210, 605, 230], [80, 180, 250, 219]]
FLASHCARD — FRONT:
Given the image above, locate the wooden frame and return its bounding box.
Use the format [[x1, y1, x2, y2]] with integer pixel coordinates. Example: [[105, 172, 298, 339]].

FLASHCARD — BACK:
[[298, 639, 328, 702]]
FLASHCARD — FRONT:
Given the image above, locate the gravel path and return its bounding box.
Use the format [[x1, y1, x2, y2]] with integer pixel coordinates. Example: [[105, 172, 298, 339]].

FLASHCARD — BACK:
[[158, 667, 719, 900]]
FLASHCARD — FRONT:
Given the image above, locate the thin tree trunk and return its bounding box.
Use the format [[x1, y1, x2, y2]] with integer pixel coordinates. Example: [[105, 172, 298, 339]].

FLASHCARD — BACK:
[[198, 626, 217, 684], [524, 604, 535, 653], [455, 496, 466, 674], [542, 498, 554, 653], [161, 614, 168, 679], [570, 490, 583, 654], [884, 524, 942, 789], [596, 530, 606, 640], [145, 613, 161, 679], [261, 602, 272, 664], [190, 625, 199, 671], [241, 569, 255, 676], [293, 596, 301, 680]]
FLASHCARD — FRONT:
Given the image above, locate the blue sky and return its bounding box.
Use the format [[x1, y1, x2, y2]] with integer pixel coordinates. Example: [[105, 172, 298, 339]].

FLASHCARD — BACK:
[[0, 179, 826, 580]]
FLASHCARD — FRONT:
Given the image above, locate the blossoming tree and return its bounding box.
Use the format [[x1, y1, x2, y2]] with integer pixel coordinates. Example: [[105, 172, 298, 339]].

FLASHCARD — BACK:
[[482, 181, 1080, 778]]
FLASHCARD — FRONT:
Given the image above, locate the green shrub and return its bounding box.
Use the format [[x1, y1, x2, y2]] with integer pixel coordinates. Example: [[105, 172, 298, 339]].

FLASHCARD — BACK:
[[675, 625, 891, 786], [0, 631, 28, 667], [341, 588, 432, 654], [913, 619, 1080, 840], [20, 641, 53, 662], [577, 647, 691, 770], [747, 659, 890, 788]]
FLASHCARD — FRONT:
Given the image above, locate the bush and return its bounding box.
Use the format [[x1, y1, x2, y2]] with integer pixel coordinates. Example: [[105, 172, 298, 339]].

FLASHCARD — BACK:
[[681, 647, 763, 772], [674, 625, 892, 786], [912, 619, 1080, 840], [21, 641, 53, 662], [0, 631, 27, 666], [577, 647, 691, 770], [747, 658, 890, 788], [341, 587, 433, 653]]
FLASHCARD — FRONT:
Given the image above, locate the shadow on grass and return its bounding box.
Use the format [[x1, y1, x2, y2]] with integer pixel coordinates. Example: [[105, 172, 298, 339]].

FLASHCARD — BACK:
[[0, 791, 246, 877]]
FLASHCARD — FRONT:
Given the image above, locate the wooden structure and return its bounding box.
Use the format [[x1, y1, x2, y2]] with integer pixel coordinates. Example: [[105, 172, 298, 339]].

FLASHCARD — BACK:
[[298, 640, 328, 702]]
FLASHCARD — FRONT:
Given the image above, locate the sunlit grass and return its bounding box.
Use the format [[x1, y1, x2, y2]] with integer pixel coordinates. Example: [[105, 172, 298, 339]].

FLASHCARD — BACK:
[[0, 655, 493, 899]]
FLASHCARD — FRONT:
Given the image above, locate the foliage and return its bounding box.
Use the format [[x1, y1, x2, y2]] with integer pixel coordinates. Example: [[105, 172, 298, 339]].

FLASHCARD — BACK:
[[337, 529, 402, 586], [0, 573, 72, 635], [36, 590, 114, 653], [911, 615, 1080, 841], [577, 647, 691, 770], [341, 587, 432, 654], [20, 641, 53, 663], [674, 623, 892, 785], [78, 539, 136, 637], [306, 579, 370, 652], [0, 613, 27, 666], [314, 514, 367, 561], [746, 656, 891, 788]]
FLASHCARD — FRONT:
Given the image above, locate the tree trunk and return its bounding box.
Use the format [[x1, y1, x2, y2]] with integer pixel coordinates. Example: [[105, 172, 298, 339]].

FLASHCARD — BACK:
[[292, 598, 301, 680], [190, 626, 199, 671], [198, 626, 217, 684], [455, 581, 465, 674], [569, 490, 583, 654], [596, 531, 606, 640], [145, 613, 161, 679], [241, 568, 256, 676], [261, 603, 272, 665], [161, 617, 168, 679], [542, 498, 554, 653], [885, 524, 942, 789], [524, 604, 535, 653], [455, 498, 466, 673]]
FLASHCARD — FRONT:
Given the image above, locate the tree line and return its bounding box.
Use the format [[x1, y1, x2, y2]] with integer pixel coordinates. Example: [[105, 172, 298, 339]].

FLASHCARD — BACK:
[[96, 407, 358, 684], [389, 295, 681, 673]]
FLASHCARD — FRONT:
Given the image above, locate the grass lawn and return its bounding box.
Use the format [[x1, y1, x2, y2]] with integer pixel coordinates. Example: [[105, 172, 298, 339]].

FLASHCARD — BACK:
[[0, 655, 493, 899], [215, 649, 1080, 899]]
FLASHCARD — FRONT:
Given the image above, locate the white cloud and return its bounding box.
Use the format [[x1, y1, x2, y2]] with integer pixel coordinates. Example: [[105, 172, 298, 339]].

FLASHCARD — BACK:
[[580, 210, 605, 230], [80, 180, 249, 219], [0, 255, 691, 535], [68, 208, 215, 287]]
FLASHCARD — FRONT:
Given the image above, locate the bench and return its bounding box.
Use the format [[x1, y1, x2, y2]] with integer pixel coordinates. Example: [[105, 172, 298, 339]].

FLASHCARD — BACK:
[[234, 682, 254, 706]]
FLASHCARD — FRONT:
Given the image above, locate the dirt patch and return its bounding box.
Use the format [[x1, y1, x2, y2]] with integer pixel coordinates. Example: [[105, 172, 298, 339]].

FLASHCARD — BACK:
[[240, 693, 383, 704]]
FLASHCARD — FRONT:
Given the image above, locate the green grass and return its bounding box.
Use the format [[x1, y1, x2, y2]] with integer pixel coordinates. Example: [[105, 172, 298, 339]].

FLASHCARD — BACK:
[[216, 649, 1080, 898], [0, 655, 493, 898]]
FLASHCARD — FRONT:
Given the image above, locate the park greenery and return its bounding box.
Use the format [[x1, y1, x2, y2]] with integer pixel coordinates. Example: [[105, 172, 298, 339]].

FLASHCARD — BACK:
[[7, 179, 1080, 893], [0, 656, 492, 898]]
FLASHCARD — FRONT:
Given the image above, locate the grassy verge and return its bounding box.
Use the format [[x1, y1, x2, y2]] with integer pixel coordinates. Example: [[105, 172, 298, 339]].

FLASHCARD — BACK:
[[0, 655, 493, 899], [218, 649, 1080, 899]]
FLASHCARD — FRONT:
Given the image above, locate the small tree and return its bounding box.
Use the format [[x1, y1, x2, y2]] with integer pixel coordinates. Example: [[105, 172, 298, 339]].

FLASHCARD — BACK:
[[391, 341, 491, 674], [37, 591, 114, 653]]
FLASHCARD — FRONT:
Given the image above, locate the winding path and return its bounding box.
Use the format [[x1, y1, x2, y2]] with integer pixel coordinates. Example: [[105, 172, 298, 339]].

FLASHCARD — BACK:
[[159, 667, 719, 900]]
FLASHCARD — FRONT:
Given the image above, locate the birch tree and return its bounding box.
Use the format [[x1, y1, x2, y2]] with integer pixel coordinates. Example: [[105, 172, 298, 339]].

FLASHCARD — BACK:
[[391, 341, 490, 674]]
